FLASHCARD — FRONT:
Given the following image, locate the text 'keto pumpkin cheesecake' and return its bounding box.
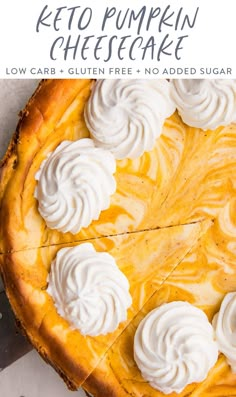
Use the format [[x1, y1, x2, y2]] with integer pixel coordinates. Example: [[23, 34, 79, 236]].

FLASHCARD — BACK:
[[1, 79, 236, 396]]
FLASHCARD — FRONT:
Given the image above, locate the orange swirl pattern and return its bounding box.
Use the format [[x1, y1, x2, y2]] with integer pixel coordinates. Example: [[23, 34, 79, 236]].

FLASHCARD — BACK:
[[2, 80, 236, 253], [84, 202, 236, 396], [0, 222, 204, 387]]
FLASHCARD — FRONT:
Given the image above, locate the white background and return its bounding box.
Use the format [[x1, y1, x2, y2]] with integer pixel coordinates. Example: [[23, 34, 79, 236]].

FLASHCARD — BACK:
[[0, 0, 236, 78]]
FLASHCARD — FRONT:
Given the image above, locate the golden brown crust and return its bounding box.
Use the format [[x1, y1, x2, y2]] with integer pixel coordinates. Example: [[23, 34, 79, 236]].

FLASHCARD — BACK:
[[0, 79, 93, 253], [8, 300, 78, 391], [0, 79, 67, 199], [0, 252, 91, 390]]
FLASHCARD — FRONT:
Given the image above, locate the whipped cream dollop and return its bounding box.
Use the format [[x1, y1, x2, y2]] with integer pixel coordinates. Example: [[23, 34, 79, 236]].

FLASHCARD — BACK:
[[84, 79, 176, 159], [171, 79, 236, 130], [34, 139, 116, 234], [213, 292, 236, 372], [134, 301, 218, 394], [47, 243, 132, 336]]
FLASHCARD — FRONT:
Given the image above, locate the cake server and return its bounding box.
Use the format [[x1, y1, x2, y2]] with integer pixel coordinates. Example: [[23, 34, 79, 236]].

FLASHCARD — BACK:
[[0, 291, 94, 395], [0, 290, 32, 370], [0, 290, 95, 397]]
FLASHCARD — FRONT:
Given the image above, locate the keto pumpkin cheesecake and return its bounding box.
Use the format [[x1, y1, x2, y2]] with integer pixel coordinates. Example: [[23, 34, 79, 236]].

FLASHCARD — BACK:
[[1, 78, 236, 396]]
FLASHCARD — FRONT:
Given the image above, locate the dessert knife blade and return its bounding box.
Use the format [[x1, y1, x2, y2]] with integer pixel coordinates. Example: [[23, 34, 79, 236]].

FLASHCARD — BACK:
[[0, 290, 32, 371], [0, 290, 94, 396]]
